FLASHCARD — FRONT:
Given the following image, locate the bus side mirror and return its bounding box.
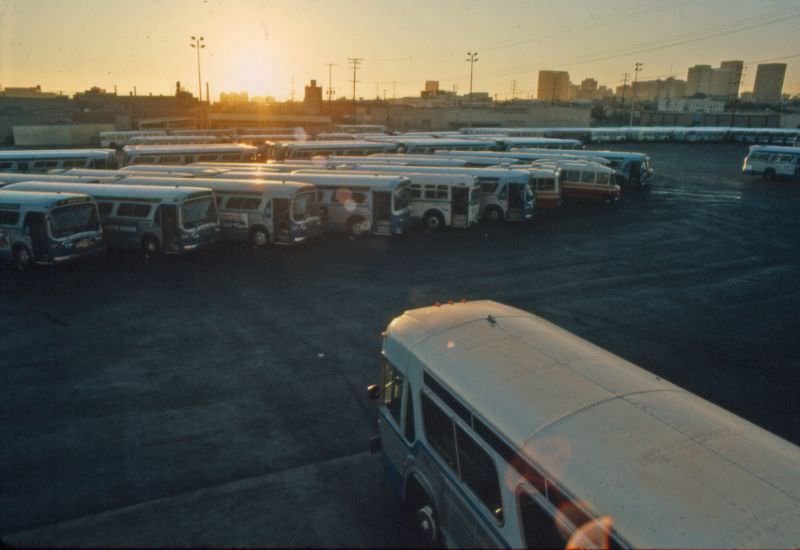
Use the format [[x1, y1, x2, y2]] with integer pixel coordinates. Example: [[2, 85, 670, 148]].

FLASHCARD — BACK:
[[367, 384, 381, 400]]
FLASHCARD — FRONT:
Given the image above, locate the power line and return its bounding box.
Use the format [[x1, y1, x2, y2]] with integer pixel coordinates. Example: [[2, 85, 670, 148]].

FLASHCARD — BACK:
[[348, 57, 363, 118]]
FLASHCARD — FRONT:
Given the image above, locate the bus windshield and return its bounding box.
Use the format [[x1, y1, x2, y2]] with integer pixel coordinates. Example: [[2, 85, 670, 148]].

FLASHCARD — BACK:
[[292, 191, 316, 221], [49, 204, 99, 238], [393, 184, 411, 210], [181, 197, 217, 229]]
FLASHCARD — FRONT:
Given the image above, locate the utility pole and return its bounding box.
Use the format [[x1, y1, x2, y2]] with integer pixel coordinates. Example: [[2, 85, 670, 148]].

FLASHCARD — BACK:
[[206, 82, 210, 104], [619, 72, 629, 126], [466, 51, 479, 97], [324, 63, 336, 116], [348, 57, 363, 120], [189, 35, 205, 102], [629, 62, 643, 127]]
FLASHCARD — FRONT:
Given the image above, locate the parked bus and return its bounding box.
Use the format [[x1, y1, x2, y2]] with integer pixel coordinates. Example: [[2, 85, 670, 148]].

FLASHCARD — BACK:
[[58, 168, 196, 180], [99, 130, 167, 148], [266, 140, 399, 160], [520, 166, 563, 209], [0, 189, 105, 270], [0, 149, 118, 173], [0, 173, 118, 187], [530, 161, 619, 205], [238, 172, 412, 237], [324, 165, 535, 223], [128, 135, 220, 145], [324, 155, 469, 167], [391, 139, 495, 155], [5, 182, 220, 258], [301, 170, 479, 230], [120, 176, 320, 247], [368, 299, 800, 548], [121, 144, 259, 166], [119, 165, 234, 177], [433, 150, 610, 168], [742, 145, 800, 181], [487, 137, 583, 151]]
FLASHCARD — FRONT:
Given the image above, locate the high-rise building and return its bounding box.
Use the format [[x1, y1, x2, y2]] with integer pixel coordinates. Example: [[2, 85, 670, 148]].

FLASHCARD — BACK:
[[686, 64, 735, 98], [753, 63, 787, 104], [720, 60, 744, 99], [304, 79, 323, 110], [537, 71, 571, 103]]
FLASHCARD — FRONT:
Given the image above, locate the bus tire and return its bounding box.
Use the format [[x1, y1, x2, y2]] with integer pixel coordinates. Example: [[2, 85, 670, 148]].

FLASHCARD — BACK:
[[250, 226, 270, 248], [764, 168, 777, 181], [13, 245, 32, 272], [347, 217, 367, 238], [483, 206, 503, 224], [423, 211, 445, 231], [405, 479, 440, 546], [141, 236, 160, 259]]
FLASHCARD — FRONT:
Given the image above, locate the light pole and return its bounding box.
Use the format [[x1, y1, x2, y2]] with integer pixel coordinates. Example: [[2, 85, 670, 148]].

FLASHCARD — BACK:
[[466, 52, 479, 97], [629, 61, 643, 127], [190, 36, 205, 102]]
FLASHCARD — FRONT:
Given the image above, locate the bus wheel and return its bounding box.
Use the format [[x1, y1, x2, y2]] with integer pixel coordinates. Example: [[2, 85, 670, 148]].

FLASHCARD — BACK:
[[13, 246, 32, 272], [347, 217, 367, 238], [250, 227, 270, 248], [142, 237, 160, 259], [415, 503, 439, 546], [483, 206, 503, 224], [423, 211, 444, 231]]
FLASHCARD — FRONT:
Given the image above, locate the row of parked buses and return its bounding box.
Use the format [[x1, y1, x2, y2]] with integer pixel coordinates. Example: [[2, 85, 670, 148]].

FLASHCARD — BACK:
[[367, 300, 800, 548]]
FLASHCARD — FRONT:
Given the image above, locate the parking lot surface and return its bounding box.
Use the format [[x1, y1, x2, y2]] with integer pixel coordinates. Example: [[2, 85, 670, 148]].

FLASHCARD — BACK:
[[2, 142, 800, 546]]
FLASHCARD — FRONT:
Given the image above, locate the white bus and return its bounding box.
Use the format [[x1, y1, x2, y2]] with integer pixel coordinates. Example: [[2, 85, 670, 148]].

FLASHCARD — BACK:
[[238, 172, 413, 237], [391, 139, 496, 155], [119, 176, 320, 247], [99, 130, 167, 148], [0, 189, 105, 270], [121, 144, 259, 166], [128, 135, 220, 145], [0, 149, 118, 173], [5, 182, 221, 258], [266, 140, 399, 160], [742, 145, 800, 182], [300, 170, 479, 230], [0, 173, 119, 187], [509, 149, 652, 187], [325, 164, 535, 223], [368, 300, 800, 548], [325, 155, 469, 167], [487, 137, 583, 151]]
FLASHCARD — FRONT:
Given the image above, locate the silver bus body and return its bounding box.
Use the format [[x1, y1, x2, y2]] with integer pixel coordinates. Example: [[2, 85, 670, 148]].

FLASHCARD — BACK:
[[5, 182, 220, 256], [742, 145, 800, 181], [372, 300, 800, 548], [0, 189, 105, 268], [0, 149, 118, 173], [121, 144, 259, 166], [119, 176, 320, 246]]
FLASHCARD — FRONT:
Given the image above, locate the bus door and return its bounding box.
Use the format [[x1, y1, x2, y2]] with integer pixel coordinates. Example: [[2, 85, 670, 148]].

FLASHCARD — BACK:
[[628, 160, 641, 185], [24, 212, 48, 261], [506, 183, 526, 221], [372, 191, 392, 234], [157, 205, 180, 252], [451, 187, 469, 227], [273, 198, 291, 242]]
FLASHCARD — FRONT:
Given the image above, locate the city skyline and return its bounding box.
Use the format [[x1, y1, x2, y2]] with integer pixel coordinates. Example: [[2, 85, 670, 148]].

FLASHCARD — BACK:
[[2, 0, 800, 101]]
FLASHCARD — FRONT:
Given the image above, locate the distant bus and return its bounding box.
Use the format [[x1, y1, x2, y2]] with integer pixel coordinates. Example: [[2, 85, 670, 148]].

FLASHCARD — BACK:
[[368, 300, 800, 548], [120, 176, 321, 247], [5, 182, 220, 258], [266, 140, 399, 160], [99, 130, 167, 148], [488, 137, 583, 151], [325, 164, 534, 223], [0, 173, 118, 187], [509, 149, 652, 187], [128, 135, 220, 145], [391, 139, 495, 155], [0, 149, 118, 173], [121, 144, 259, 166], [325, 155, 469, 167], [336, 124, 386, 134], [0, 189, 105, 270], [742, 145, 800, 181]]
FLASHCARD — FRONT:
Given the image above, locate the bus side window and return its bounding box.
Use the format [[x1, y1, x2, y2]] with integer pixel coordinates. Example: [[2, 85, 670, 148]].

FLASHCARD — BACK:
[[518, 492, 565, 549], [404, 389, 416, 443], [421, 393, 457, 472], [382, 362, 404, 425], [455, 423, 503, 522], [436, 186, 449, 199], [97, 203, 113, 217]]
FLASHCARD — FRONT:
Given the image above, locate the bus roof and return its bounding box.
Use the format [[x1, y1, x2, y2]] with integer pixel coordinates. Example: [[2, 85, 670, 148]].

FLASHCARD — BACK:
[[4, 182, 215, 202], [747, 145, 800, 153], [121, 144, 258, 155], [299, 170, 476, 187], [256, 171, 410, 191], [509, 148, 648, 160], [384, 300, 800, 548], [325, 163, 532, 181], [0, 173, 115, 186], [277, 140, 398, 150], [0, 189, 94, 208], [0, 149, 115, 160], [119, 176, 315, 199]]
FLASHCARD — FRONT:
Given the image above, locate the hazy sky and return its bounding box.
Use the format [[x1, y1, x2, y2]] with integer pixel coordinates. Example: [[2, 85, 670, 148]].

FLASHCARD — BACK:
[[1, 0, 799, 100]]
